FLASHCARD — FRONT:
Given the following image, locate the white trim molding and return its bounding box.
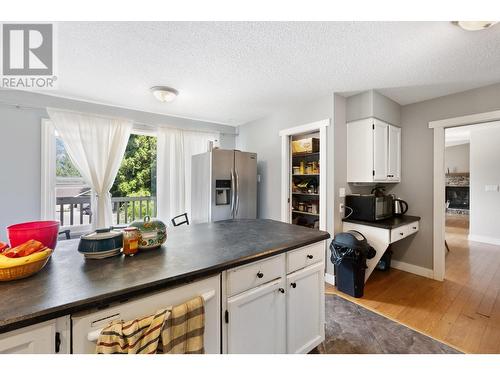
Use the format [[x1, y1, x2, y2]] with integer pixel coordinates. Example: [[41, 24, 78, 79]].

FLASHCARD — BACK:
[[324, 273, 335, 286], [391, 260, 434, 279], [279, 119, 330, 231], [429, 110, 500, 129], [41, 119, 56, 220], [430, 109, 500, 281]]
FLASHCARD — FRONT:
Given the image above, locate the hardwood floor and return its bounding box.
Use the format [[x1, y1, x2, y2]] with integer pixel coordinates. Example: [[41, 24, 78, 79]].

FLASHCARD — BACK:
[[326, 214, 500, 353]]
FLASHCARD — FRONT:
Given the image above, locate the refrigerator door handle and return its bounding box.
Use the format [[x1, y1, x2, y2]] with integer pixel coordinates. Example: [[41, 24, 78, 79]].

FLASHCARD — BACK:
[[230, 168, 235, 217], [235, 168, 240, 216]]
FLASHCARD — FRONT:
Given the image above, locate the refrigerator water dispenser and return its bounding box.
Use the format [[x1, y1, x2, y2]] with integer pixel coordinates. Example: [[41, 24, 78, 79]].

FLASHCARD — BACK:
[[215, 180, 231, 205]]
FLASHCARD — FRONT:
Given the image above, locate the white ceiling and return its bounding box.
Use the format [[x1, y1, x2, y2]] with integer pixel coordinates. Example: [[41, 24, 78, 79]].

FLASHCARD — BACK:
[[445, 127, 471, 147], [446, 121, 500, 146], [45, 22, 500, 126]]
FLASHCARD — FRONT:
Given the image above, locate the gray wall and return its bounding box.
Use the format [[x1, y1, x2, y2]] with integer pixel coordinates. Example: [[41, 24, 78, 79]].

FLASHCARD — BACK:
[[346, 90, 401, 125], [391, 82, 500, 269], [236, 94, 333, 220], [0, 90, 236, 242], [445, 143, 470, 173], [333, 94, 349, 234]]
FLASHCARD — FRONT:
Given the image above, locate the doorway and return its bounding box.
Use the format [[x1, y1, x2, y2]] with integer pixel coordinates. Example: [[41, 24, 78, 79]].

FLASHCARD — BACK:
[[431, 111, 500, 281], [444, 126, 471, 279]]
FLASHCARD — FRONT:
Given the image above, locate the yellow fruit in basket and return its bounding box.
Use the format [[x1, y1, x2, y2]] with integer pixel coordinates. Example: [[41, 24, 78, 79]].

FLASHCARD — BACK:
[[0, 248, 52, 269]]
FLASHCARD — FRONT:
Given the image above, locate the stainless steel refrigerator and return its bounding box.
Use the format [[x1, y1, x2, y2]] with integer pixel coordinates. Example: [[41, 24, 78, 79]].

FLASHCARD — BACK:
[[191, 149, 257, 223]]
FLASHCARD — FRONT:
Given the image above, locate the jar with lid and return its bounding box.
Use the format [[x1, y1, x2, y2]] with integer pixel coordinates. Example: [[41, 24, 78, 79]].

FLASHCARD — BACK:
[[298, 202, 305, 211], [122, 227, 140, 256], [306, 162, 313, 174]]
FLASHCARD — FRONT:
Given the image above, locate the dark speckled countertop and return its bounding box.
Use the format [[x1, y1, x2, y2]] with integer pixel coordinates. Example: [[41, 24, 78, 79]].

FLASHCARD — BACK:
[[0, 219, 329, 333], [342, 215, 421, 229]]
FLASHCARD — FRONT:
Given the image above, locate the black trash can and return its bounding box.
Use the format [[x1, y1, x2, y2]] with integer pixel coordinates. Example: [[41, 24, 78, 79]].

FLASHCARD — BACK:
[[330, 231, 376, 298]]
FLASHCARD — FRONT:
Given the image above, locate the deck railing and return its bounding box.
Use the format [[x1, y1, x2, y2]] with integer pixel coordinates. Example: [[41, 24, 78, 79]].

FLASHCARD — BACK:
[[56, 196, 157, 227]]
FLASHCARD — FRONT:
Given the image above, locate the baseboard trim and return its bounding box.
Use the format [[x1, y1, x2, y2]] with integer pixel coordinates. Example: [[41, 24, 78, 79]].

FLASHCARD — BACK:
[[468, 234, 500, 246], [391, 260, 434, 279], [324, 273, 335, 286]]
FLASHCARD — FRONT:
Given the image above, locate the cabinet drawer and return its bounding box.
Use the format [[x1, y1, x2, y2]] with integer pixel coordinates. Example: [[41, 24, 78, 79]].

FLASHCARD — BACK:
[[286, 242, 324, 274], [227, 254, 285, 297], [407, 221, 419, 235], [390, 226, 408, 243], [72, 275, 221, 354]]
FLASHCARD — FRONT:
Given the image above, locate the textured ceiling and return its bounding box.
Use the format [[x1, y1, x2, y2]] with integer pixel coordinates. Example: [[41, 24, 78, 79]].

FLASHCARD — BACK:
[[45, 22, 500, 125]]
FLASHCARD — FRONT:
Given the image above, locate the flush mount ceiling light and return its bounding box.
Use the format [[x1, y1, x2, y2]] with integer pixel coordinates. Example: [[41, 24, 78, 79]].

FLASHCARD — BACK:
[[452, 21, 498, 31], [150, 86, 179, 103]]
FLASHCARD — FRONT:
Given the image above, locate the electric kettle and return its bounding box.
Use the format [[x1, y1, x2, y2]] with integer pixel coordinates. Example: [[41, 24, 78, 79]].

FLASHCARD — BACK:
[[393, 198, 409, 216]]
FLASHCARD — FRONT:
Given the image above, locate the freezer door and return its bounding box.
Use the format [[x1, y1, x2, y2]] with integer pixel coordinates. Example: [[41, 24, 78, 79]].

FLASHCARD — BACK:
[[234, 151, 257, 219], [211, 149, 235, 221]]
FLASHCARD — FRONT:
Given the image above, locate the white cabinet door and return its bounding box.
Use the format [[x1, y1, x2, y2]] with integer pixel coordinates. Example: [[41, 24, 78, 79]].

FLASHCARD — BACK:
[[387, 125, 401, 182], [227, 278, 286, 354], [0, 320, 56, 354], [286, 262, 325, 354], [373, 119, 388, 182], [347, 118, 374, 182]]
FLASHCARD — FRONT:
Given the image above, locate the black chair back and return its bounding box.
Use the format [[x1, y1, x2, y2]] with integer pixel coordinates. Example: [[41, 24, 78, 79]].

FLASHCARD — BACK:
[[171, 213, 190, 227], [58, 229, 71, 240]]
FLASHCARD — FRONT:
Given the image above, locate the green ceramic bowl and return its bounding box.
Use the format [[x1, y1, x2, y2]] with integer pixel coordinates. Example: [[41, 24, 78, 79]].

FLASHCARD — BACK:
[[129, 216, 167, 249]]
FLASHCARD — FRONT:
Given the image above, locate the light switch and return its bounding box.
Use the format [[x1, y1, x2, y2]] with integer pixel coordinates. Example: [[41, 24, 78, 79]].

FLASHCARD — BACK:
[[339, 187, 346, 198], [485, 185, 499, 192]]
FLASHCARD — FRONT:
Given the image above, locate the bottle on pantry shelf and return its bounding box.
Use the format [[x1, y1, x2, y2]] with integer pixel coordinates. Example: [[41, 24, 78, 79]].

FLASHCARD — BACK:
[[299, 161, 305, 175], [312, 161, 318, 174]]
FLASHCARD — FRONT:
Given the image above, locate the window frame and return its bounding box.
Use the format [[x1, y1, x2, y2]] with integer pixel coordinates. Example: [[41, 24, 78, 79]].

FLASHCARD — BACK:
[[41, 119, 159, 235]]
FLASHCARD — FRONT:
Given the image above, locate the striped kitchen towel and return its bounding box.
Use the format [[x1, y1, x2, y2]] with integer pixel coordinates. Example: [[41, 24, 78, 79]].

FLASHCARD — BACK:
[[160, 296, 205, 354], [95, 308, 169, 354], [95, 296, 205, 354]]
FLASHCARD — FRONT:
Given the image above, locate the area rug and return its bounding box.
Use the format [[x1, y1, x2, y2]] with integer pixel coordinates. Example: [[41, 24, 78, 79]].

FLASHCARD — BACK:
[[313, 294, 461, 354]]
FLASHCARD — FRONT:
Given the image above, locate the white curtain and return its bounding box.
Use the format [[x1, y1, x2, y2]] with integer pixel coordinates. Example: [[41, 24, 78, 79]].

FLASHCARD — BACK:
[[157, 128, 218, 223], [47, 108, 132, 229]]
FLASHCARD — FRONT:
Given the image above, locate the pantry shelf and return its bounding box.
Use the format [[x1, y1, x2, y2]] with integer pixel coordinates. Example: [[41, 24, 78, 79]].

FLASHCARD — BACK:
[[292, 210, 319, 217]]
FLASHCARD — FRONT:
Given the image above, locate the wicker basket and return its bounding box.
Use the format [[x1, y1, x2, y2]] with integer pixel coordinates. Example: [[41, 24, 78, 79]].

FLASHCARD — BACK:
[[0, 254, 52, 281]]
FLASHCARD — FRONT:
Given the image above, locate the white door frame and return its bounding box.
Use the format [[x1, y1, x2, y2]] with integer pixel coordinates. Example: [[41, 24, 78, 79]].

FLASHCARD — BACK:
[[429, 109, 500, 281], [279, 119, 330, 231]]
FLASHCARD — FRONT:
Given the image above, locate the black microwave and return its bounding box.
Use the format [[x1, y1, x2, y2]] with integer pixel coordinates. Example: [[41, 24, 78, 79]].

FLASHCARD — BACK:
[[345, 194, 393, 222]]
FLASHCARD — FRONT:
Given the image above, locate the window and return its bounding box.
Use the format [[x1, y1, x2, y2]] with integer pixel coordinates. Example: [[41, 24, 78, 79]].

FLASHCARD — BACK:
[[110, 133, 157, 225], [42, 120, 158, 234], [55, 134, 92, 229]]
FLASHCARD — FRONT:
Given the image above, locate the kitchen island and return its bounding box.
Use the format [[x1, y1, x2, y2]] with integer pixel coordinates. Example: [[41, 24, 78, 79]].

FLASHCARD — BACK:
[[0, 219, 329, 354]]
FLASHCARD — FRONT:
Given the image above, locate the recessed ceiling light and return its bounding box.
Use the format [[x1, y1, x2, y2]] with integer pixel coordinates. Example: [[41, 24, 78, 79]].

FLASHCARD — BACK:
[[452, 21, 498, 31], [150, 86, 179, 103]]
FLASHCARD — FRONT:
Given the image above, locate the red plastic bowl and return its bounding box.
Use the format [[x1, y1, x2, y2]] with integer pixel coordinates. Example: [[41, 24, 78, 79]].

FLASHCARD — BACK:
[[7, 221, 60, 249]]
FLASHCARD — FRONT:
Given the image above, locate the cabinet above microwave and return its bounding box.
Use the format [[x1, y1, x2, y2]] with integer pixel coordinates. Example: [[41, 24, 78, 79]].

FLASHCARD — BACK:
[[347, 118, 401, 183]]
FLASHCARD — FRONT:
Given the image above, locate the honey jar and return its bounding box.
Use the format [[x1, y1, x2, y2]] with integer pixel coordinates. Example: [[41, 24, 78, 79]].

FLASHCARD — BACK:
[[122, 227, 140, 256]]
